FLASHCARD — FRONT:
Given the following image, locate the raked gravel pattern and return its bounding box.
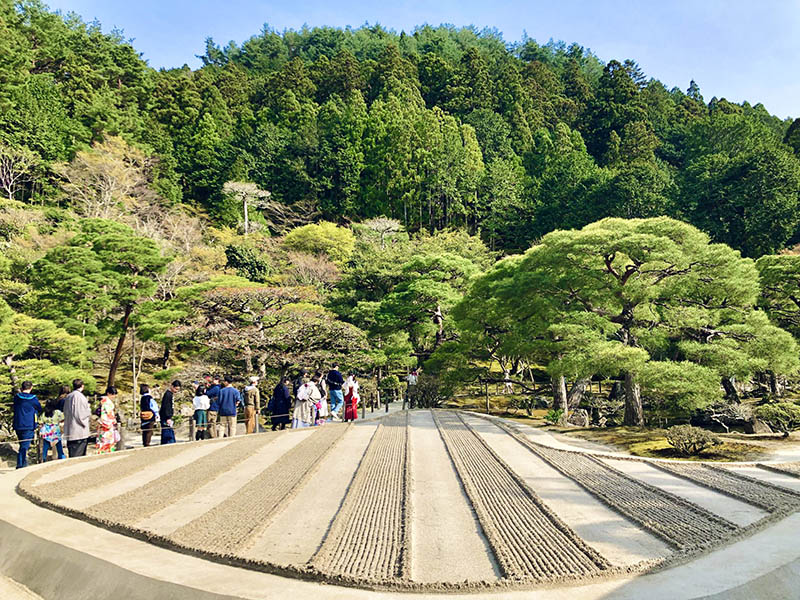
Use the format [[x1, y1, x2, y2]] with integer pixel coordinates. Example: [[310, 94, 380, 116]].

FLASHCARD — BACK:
[[652, 461, 800, 513], [757, 461, 800, 478], [85, 432, 279, 524], [310, 413, 410, 582], [433, 410, 611, 582], [492, 419, 739, 551], [169, 423, 350, 555]]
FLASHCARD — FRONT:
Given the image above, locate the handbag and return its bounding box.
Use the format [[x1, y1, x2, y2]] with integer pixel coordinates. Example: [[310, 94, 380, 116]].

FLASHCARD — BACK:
[[140, 410, 154, 421]]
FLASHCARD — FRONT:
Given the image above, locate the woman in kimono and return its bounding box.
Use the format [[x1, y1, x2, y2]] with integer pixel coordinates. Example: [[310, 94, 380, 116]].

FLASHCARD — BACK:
[[292, 375, 321, 428], [343, 373, 360, 422], [96, 386, 120, 454]]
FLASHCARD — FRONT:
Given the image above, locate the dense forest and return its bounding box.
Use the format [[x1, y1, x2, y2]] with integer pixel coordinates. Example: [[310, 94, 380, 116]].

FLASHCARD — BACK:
[[3, 0, 800, 434]]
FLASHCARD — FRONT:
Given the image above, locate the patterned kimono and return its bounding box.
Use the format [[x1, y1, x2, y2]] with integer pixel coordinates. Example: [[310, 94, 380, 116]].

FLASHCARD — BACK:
[[95, 396, 119, 454]]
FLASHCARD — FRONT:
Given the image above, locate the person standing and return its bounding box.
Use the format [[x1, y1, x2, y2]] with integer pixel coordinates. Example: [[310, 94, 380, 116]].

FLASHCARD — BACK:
[[39, 396, 66, 461], [206, 375, 221, 439], [55, 384, 70, 412], [292, 375, 321, 429], [95, 386, 120, 454], [217, 375, 242, 438], [192, 385, 210, 440], [292, 369, 308, 398], [63, 379, 90, 458], [326, 364, 345, 421], [243, 376, 260, 434], [139, 384, 158, 447], [343, 373, 360, 422], [314, 371, 329, 425], [268, 377, 292, 431], [406, 369, 419, 408], [160, 380, 181, 445], [12, 381, 41, 469]]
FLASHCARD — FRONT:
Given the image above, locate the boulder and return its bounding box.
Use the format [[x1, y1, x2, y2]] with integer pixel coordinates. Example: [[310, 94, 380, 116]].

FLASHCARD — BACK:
[[744, 418, 773, 434], [567, 408, 590, 428]]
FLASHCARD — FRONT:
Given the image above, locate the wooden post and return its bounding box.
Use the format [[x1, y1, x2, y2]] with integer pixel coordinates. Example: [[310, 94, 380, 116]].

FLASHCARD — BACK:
[[361, 399, 365, 420], [485, 380, 490, 414]]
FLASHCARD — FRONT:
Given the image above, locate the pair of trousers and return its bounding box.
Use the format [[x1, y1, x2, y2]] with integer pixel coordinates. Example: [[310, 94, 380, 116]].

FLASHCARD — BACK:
[[67, 438, 88, 458], [15, 429, 34, 469], [42, 438, 66, 461], [220, 415, 236, 437], [141, 422, 154, 447], [207, 411, 218, 438], [328, 389, 344, 417], [161, 427, 176, 445], [244, 405, 256, 434]]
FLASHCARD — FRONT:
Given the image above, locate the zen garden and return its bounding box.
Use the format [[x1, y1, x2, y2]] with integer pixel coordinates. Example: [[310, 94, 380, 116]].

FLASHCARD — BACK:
[[2, 2, 800, 599]]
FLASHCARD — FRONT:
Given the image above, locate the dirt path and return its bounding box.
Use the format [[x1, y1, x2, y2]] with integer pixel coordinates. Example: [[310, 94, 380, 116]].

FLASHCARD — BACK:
[[244, 422, 378, 566], [493, 419, 740, 552], [86, 433, 279, 525], [142, 429, 314, 535], [170, 424, 349, 554], [433, 410, 611, 582], [603, 458, 767, 527], [652, 462, 800, 513], [461, 414, 671, 567], [311, 413, 410, 582], [408, 411, 500, 583]]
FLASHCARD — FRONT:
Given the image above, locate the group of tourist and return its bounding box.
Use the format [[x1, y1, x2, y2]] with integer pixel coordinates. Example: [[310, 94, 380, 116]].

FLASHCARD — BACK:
[[11, 378, 116, 469], [9, 363, 365, 470]]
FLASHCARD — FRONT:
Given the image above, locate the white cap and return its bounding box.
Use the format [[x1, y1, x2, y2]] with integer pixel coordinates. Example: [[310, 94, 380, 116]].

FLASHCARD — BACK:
[[249, 376, 259, 384]]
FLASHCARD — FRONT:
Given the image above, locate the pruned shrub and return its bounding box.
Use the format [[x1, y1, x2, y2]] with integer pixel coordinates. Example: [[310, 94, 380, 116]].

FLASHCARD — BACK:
[[413, 374, 452, 408], [666, 425, 721, 456], [544, 408, 563, 425], [754, 402, 800, 437]]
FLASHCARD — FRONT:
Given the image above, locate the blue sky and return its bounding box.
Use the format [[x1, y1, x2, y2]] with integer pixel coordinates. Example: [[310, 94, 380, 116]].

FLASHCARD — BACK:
[[47, 0, 800, 119]]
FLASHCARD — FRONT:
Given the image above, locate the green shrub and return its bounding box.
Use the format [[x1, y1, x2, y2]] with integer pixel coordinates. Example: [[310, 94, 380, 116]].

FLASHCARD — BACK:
[[754, 402, 800, 437], [666, 424, 721, 455], [544, 408, 563, 425], [225, 245, 271, 282]]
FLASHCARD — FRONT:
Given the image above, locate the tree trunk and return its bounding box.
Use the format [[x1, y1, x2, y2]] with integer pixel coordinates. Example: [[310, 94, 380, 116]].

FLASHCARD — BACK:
[[244, 346, 253, 373], [567, 377, 591, 409], [721, 376, 740, 403], [161, 344, 170, 370], [623, 372, 643, 426], [243, 195, 249, 235], [107, 304, 133, 387], [433, 304, 444, 348], [769, 372, 781, 397], [3, 355, 18, 392], [551, 375, 567, 412]]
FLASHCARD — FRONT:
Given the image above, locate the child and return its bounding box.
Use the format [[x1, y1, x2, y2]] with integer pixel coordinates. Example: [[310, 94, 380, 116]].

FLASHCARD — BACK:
[[193, 385, 210, 440], [40, 397, 65, 461]]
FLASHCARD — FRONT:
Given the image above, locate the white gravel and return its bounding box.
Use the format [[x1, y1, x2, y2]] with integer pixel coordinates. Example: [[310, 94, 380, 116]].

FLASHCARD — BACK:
[[602, 458, 768, 527], [461, 414, 671, 567], [408, 410, 501, 583]]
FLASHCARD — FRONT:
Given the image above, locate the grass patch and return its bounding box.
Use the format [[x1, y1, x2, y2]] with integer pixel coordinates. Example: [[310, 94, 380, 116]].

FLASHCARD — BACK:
[[561, 427, 766, 462]]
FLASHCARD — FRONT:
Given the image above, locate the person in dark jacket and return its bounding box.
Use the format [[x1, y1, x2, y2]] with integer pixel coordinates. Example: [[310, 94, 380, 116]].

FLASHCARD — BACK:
[[268, 378, 292, 431], [326, 364, 345, 421], [139, 384, 158, 447], [159, 380, 181, 445], [206, 375, 221, 439], [13, 381, 41, 469], [292, 369, 308, 398], [217, 375, 242, 438]]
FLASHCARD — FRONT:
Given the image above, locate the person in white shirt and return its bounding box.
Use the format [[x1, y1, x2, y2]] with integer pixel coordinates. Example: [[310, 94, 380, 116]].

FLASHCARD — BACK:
[[192, 384, 211, 440], [293, 375, 321, 428]]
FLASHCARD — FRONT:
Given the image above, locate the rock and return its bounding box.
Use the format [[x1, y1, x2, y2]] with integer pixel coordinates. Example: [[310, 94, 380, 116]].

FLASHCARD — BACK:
[[744, 418, 772, 434], [567, 409, 590, 428]]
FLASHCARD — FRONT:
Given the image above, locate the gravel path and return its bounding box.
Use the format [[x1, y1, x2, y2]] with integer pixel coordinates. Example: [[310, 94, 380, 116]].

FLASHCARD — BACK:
[[23, 442, 207, 504], [244, 422, 378, 566], [493, 420, 739, 552], [85, 433, 279, 525], [408, 411, 500, 583], [433, 410, 611, 582], [461, 414, 671, 567], [170, 424, 350, 554], [30, 454, 127, 487], [652, 462, 800, 513], [725, 465, 800, 494], [142, 429, 314, 536], [311, 413, 410, 583]]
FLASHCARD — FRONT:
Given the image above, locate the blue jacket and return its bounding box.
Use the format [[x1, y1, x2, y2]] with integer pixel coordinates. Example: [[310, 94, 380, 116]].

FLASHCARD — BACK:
[[217, 386, 242, 417], [13, 392, 41, 431], [206, 384, 221, 412]]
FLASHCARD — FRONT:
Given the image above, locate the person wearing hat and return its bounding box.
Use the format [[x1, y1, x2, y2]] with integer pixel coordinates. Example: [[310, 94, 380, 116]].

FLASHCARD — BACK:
[[243, 376, 261, 434]]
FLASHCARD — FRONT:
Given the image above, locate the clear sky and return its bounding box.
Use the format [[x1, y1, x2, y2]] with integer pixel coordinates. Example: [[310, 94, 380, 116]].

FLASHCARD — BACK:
[[46, 0, 800, 119]]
